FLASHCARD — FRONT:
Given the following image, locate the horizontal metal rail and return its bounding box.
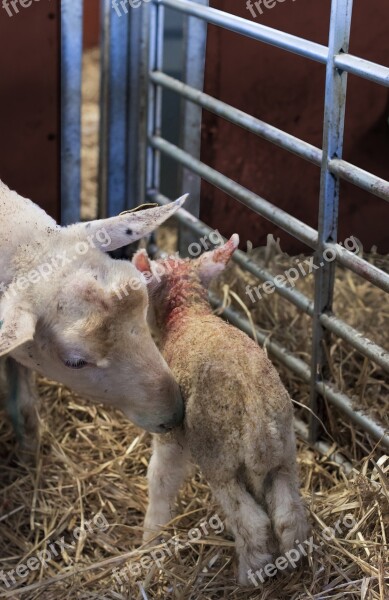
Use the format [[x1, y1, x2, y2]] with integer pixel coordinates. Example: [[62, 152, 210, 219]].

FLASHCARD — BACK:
[[157, 0, 327, 64], [150, 71, 389, 203], [156, 0, 389, 88], [335, 53, 389, 87], [329, 159, 389, 200], [334, 245, 389, 292], [150, 136, 389, 293], [318, 314, 389, 373], [151, 192, 389, 373], [294, 419, 353, 474], [209, 294, 389, 450]]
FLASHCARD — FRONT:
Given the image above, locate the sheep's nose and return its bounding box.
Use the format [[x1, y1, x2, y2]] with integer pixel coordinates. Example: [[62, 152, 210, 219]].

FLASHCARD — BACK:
[[157, 401, 185, 433], [157, 422, 174, 433]]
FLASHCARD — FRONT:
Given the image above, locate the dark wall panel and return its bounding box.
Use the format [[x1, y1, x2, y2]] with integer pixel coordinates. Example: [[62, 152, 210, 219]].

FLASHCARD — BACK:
[[0, 0, 60, 221], [83, 0, 100, 48]]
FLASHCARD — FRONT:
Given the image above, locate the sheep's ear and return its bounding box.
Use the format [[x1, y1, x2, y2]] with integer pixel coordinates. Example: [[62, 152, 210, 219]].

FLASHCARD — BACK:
[[0, 295, 37, 357], [68, 195, 188, 252], [197, 234, 239, 286], [132, 249, 152, 274]]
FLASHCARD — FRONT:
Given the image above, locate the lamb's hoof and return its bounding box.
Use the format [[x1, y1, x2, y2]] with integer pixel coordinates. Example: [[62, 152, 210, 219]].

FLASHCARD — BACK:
[[17, 438, 39, 466], [237, 551, 274, 586], [142, 528, 166, 547], [276, 512, 311, 557], [224, 517, 235, 540]]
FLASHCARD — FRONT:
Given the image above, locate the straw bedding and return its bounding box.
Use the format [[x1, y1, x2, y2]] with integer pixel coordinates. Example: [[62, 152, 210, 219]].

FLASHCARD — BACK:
[[0, 49, 388, 600]]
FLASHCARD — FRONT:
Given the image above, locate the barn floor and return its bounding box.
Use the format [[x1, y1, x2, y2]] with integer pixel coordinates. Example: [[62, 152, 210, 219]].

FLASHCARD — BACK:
[[0, 49, 388, 600]]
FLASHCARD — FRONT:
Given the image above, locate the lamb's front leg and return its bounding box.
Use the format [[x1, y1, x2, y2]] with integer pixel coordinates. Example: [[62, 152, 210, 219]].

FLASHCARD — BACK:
[[143, 431, 190, 544]]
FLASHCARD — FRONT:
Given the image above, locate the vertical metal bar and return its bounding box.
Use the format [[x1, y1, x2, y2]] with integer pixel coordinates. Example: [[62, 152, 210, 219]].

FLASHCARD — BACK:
[[154, 4, 165, 188], [147, 1, 165, 194], [309, 0, 354, 442], [61, 0, 83, 225], [127, 5, 151, 209], [178, 0, 208, 256], [98, 0, 130, 218]]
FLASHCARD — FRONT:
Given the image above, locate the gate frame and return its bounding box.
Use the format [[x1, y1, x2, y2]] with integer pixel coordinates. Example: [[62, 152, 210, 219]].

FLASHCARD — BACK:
[[60, 0, 389, 451]]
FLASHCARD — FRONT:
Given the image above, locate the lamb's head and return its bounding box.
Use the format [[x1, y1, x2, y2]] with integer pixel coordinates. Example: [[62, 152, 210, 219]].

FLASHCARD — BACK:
[[0, 198, 187, 433], [132, 234, 239, 332]]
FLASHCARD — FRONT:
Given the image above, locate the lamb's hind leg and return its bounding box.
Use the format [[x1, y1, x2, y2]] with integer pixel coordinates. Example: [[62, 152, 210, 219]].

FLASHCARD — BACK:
[[211, 479, 273, 585], [143, 432, 191, 543], [266, 466, 309, 556], [265, 446, 309, 557]]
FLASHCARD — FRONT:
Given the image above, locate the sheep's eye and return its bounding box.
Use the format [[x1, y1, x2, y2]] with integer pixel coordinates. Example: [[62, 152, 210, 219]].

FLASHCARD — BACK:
[[64, 359, 88, 369]]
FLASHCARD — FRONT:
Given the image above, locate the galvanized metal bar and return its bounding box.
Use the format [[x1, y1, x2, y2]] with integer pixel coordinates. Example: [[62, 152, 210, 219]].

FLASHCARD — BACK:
[[146, 2, 157, 192], [98, 0, 130, 217], [208, 294, 389, 450], [309, 0, 354, 443], [334, 53, 389, 87], [154, 2, 165, 188], [150, 136, 389, 293], [150, 71, 389, 203], [61, 0, 83, 225], [151, 192, 389, 372], [315, 380, 389, 448], [294, 420, 353, 474], [329, 159, 389, 203], [127, 5, 151, 209], [157, 0, 328, 64], [334, 245, 389, 292], [178, 0, 208, 256], [147, 1, 165, 192], [99, 0, 109, 217], [319, 314, 389, 372]]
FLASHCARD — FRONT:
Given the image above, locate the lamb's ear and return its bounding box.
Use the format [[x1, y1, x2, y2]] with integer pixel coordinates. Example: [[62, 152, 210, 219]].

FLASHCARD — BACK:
[[0, 295, 37, 357], [68, 195, 188, 252], [197, 234, 239, 287], [132, 249, 152, 275]]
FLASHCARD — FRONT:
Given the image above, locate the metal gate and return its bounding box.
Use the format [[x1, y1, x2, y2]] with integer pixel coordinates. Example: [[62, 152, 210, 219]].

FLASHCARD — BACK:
[[61, 0, 389, 452]]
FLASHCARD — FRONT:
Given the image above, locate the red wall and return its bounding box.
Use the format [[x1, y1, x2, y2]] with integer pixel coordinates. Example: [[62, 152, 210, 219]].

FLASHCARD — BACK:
[[200, 0, 389, 254], [0, 0, 100, 222], [83, 0, 100, 48], [0, 0, 60, 220]]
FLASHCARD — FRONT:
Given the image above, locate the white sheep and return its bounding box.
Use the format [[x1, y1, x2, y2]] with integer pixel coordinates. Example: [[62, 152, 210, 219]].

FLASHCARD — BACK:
[[0, 180, 187, 450]]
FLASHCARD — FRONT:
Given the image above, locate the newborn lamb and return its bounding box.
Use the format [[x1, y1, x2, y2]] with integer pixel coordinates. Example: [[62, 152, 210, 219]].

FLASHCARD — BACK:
[[133, 235, 309, 585]]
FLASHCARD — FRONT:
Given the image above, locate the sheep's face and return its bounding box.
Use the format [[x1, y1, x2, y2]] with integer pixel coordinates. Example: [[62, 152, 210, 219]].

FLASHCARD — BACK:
[[1, 255, 184, 434]]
